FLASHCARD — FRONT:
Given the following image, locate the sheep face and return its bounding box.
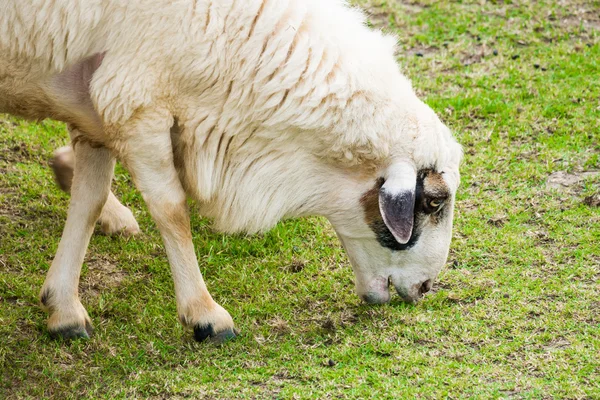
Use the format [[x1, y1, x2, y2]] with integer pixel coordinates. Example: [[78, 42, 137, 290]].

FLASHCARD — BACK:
[[330, 166, 458, 304]]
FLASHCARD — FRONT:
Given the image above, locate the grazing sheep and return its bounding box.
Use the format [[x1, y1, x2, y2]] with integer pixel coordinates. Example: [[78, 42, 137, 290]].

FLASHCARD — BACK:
[[0, 0, 462, 343]]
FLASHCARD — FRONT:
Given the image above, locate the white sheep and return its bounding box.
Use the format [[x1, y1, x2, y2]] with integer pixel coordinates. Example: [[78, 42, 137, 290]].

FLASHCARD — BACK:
[[0, 0, 462, 343]]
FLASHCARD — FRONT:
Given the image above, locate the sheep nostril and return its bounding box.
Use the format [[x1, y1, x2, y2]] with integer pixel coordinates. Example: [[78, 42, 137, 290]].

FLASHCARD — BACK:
[[419, 279, 432, 295]]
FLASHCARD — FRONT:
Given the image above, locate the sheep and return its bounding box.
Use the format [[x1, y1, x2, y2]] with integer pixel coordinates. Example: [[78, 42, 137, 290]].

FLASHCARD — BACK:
[[0, 0, 462, 343]]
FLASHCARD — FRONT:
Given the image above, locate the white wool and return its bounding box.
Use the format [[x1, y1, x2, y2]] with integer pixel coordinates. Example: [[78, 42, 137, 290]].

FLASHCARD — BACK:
[[0, 0, 461, 232]]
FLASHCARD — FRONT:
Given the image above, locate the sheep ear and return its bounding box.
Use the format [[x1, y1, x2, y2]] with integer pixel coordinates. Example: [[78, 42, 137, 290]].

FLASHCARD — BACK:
[[378, 162, 417, 244]]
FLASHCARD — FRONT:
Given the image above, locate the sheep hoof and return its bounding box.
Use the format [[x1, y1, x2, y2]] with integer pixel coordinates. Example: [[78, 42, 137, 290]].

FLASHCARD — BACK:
[[193, 324, 238, 344], [49, 320, 94, 341]]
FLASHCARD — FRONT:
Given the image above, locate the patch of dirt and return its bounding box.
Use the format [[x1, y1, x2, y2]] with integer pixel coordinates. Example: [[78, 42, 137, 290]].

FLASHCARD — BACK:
[[430, 280, 452, 295], [0, 190, 22, 221], [546, 171, 600, 191], [364, 1, 426, 29], [266, 316, 290, 334], [338, 310, 359, 326], [321, 317, 336, 332], [285, 260, 306, 273], [405, 45, 439, 58], [0, 294, 21, 304], [583, 194, 600, 207], [560, 7, 600, 32], [401, 1, 426, 13], [365, 8, 394, 29], [544, 338, 571, 352], [80, 256, 126, 299], [487, 214, 508, 227], [460, 44, 493, 66], [0, 142, 39, 164], [525, 229, 555, 245], [457, 198, 481, 213]]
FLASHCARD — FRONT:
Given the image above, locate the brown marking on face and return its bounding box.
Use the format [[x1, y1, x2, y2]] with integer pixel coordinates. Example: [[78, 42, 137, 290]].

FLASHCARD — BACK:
[[420, 170, 451, 223], [360, 169, 452, 251], [422, 170, 450, 200], [360, 177, 385, 226]]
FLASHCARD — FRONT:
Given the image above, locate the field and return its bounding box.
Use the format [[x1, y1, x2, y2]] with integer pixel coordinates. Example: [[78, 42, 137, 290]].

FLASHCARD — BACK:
[[1, 0, 599, 398]]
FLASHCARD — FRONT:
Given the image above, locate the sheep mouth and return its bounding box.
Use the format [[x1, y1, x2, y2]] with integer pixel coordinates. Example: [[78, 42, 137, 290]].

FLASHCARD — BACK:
[[392, 279, 430, 304]]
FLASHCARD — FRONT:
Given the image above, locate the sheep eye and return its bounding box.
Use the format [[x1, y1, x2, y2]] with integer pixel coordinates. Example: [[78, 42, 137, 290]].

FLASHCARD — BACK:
[[428, 199, 443, 209]]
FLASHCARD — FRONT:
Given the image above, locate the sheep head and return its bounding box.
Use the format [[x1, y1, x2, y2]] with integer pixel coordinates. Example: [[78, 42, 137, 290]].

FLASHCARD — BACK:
[[326, 113, 462, 304]]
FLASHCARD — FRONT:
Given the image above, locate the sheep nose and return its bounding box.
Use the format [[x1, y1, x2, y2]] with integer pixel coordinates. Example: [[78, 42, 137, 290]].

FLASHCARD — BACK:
[[361, 291, 391, 304], [418, 279, 432, 295]]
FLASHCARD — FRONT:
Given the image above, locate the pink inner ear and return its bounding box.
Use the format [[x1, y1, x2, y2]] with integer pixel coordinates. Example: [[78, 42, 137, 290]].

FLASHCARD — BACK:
[[378, 188, 415, 244]]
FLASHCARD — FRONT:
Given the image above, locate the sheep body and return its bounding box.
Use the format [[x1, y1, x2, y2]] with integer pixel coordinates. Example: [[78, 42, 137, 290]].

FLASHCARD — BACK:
[[0, 0, 462, 342]]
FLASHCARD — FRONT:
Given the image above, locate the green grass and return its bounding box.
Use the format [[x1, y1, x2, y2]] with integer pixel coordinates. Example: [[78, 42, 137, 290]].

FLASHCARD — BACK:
[[1, 0, 599, 398]]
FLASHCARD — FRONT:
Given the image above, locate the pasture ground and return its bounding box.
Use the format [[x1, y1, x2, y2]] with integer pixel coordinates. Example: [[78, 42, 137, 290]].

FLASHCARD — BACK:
[[1, 0, 599, 398]]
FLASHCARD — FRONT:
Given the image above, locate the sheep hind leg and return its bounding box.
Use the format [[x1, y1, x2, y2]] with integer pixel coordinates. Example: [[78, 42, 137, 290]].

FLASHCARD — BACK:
[[40, 134, 115, 339], [51, 144, 140, 236], [115, 109, 237, 344]]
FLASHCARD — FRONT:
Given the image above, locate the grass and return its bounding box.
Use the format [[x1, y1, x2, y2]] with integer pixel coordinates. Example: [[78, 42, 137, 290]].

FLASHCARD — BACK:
[[1, 0, 599, 398]]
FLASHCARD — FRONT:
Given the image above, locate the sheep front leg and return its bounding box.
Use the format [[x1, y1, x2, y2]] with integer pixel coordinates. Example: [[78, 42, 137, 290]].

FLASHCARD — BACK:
[[40, 135, 115, 339], [51, 144, 140, 236], [115, 110, 236, 343]]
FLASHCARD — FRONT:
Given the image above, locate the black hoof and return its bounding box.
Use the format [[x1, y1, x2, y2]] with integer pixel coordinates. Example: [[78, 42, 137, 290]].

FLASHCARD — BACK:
[[193, 324, 238, 344], [49, 320, 93, 341]]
